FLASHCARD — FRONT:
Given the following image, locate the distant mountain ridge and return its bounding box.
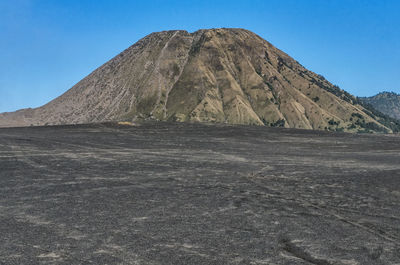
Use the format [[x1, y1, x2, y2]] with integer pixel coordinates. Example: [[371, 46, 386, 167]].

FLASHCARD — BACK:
[[359, 92, 400, 121], [1, 28, 399, 133]]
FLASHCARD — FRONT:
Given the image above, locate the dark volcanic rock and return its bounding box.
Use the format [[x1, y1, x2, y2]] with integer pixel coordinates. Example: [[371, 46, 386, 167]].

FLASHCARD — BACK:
[[0, 122, 399, 264]]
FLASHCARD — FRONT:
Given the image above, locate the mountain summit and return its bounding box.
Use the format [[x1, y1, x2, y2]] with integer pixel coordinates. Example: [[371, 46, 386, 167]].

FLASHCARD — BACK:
[[1, 28, 398, 132], [360, 92, 400, 121]]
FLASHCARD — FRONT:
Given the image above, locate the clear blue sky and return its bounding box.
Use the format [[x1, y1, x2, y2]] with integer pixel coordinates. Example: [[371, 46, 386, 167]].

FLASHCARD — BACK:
[[1, 0, 399, 112]]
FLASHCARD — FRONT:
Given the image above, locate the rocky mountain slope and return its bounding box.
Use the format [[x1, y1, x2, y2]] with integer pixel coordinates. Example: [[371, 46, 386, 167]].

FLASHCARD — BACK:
[[1, 28, 399, 133], [360, 92, 400, 121]]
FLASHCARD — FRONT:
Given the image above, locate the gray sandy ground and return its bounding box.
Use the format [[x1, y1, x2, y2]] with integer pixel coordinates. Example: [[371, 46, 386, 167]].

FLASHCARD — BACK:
[[0, 122, 399, 264]]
